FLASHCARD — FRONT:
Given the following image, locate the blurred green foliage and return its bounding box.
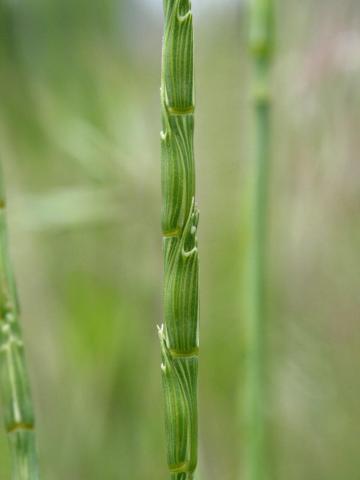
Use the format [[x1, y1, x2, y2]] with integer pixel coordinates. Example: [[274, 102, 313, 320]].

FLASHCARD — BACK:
[[0, 0, 359, 479]]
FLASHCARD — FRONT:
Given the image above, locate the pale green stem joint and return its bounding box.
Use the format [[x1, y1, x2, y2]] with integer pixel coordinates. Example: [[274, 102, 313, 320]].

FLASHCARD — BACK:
[[0, 169, 40, 479], [159, 1, 199, 479]]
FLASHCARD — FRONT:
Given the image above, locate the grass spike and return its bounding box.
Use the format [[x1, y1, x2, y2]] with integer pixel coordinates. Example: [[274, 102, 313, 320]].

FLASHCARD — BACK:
[[159, 1, 199, 479], [0, 166, 40, 480]]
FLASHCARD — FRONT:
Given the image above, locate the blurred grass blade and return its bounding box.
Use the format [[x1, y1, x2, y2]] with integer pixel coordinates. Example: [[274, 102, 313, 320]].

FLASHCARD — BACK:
[[13, 187, 123, 232], [0, 167, 40, 479], [158, 1, 199, 479]]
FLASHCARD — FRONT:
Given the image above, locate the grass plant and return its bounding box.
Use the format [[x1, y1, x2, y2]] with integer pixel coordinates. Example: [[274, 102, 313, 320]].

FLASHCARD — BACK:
[[244, 0, 274, 479], [0, 167, 40, 479], [158, 1, 199, 479]]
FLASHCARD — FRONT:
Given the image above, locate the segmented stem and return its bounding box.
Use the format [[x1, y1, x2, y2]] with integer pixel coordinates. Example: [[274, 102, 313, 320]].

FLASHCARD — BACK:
[[245, 1, 273, 479], [0, 168, 40, 479], [159, 1, 199, 479]]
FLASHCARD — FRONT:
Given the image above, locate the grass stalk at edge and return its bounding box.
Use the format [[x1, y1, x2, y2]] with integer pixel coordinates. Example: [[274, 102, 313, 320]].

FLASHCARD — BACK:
[[0, 166, 40, 479]]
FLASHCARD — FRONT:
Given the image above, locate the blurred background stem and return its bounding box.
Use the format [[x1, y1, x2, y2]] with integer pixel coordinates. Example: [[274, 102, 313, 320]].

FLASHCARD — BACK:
[[245, 0, 273, 479]]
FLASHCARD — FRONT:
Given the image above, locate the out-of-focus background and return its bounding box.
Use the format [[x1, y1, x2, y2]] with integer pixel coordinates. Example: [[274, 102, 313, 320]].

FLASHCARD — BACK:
[[0, 0, 360, 478]]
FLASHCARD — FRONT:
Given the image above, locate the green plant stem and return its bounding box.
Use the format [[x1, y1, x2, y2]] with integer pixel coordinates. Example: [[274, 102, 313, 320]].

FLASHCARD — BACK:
[[245, 1, 273, 479], [0, 168, 40, 479], [158, 1, 199, 479]]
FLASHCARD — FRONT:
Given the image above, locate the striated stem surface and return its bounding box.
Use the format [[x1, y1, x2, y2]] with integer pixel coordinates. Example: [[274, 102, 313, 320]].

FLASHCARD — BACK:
[[159, 1, 199, 479]]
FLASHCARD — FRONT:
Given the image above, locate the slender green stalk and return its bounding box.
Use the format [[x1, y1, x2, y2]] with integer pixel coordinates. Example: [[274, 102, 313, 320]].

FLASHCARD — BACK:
[[0, 167, 40, 479], [245, 1, 273, 479], [158, 1, 199, 479]]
